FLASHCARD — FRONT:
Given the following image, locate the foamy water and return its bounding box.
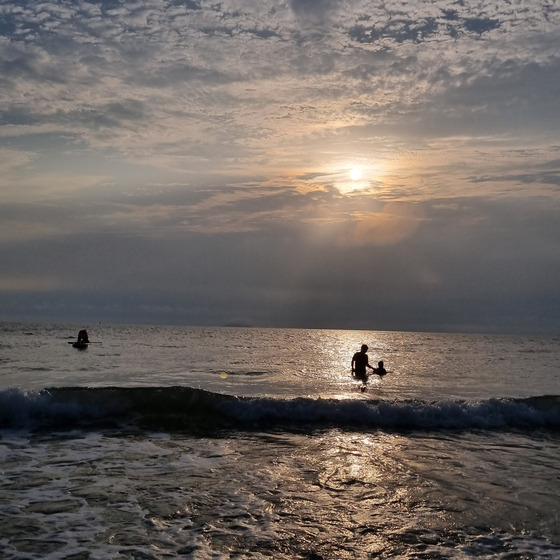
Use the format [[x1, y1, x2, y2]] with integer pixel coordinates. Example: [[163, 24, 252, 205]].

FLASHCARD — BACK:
[[1, 323, 559, 559]]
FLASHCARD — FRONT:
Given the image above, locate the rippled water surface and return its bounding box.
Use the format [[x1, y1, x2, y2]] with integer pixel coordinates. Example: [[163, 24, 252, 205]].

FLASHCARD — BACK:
[[0, 323, 559, 559]]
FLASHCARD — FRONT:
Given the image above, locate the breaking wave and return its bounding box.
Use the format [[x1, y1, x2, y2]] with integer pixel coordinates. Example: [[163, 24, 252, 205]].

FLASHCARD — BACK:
[[1, 386, 559, 433]]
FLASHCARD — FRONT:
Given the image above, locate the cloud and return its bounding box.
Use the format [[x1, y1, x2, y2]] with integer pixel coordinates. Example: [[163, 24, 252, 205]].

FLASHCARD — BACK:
[[343, 202, 425, 246], [290, 0, 339, 24], [0, 219, 62, 243], [1, 0, 559, 332], [1, 192, 558, 332], [0, 275, 64, 292], [0, 148, 36, 173]]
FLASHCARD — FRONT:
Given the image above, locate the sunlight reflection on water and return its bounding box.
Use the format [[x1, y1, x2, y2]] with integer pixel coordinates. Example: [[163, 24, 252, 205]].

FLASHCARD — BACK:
[[1, 324, 558, 401]]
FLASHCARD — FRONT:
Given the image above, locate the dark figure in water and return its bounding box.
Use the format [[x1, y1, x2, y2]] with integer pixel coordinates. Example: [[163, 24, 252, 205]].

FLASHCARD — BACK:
[[373, 360, 387, 376], [77, 329, 89, 343], [351, 344, 374, 388]]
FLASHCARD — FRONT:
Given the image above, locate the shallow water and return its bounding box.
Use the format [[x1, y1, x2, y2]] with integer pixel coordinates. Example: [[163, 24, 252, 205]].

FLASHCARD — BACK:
[[1, 428, 558, 559]]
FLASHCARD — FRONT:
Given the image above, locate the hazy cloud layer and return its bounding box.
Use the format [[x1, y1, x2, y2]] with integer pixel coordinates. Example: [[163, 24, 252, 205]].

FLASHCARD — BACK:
[[1, 0, 559, 333]]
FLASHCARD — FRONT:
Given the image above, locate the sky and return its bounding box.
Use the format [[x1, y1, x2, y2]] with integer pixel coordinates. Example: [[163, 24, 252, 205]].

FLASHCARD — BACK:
[[1, 0, 559, 334]]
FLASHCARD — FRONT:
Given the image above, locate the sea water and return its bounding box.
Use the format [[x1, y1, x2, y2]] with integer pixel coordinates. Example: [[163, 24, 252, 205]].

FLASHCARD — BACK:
[[0, 323, 559, 559]]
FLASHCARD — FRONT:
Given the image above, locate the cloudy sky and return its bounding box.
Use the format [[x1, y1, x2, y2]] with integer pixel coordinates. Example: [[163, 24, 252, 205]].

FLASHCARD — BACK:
[[1, 0, 559, 333]]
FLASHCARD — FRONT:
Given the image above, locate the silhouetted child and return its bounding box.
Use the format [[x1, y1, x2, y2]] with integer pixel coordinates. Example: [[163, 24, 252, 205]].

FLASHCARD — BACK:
[[373, 360, 387, 376]]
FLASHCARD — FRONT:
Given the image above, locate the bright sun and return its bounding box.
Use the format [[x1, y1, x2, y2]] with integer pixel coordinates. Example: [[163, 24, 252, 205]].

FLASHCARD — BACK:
[[350, 167, 362, 181]]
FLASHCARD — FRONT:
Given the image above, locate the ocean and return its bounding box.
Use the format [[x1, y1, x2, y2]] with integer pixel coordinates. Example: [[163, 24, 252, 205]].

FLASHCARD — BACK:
[[0, 323, 559, 559]]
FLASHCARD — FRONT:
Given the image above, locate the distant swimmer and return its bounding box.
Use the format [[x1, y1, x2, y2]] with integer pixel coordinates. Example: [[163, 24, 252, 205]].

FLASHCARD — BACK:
[[77, 329, 89, 343], [351, 344, 374, 389]]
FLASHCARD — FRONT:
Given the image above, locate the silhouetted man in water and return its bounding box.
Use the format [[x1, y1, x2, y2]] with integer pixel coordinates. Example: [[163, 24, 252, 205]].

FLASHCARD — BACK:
[[351, 344, 374, 386]]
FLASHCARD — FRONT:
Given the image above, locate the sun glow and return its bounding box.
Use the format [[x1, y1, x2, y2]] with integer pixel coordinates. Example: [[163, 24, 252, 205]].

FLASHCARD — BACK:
[[349, 167, 362, 181]]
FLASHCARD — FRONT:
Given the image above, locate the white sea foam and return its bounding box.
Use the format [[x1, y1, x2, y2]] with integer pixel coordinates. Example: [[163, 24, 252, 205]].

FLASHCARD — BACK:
[[1, 386, 559, 432]]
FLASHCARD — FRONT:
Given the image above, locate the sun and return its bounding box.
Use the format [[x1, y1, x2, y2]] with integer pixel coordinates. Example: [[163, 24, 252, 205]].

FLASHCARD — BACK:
[[350, 167, 362, 181]]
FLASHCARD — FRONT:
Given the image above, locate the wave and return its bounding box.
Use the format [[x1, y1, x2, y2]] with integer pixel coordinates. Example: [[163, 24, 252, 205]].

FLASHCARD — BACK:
[[1, 387, 559, 433]]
